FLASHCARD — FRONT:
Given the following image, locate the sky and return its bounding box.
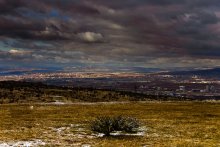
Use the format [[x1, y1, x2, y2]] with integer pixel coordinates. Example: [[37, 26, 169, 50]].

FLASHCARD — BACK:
[[1, 0, 220, 71]]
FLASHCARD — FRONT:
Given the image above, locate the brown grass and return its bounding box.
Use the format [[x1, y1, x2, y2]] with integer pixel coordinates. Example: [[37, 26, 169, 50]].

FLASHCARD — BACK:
[[0, 101, 219, 146]]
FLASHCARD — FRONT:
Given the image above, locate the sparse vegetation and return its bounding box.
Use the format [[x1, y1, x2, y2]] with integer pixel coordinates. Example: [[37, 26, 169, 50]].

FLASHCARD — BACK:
[[0, 81, 147, 103], [91, 116, 114, 136], [0, 81, 219, 146], [0, 81, 196, 104], [0, 102, 219, 146], [90, 116, 140, 136], [112, 116, 140, 133]]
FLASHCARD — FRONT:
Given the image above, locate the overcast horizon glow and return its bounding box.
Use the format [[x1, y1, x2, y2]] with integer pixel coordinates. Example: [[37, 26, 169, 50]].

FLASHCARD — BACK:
[[1, 0, 220, 71]]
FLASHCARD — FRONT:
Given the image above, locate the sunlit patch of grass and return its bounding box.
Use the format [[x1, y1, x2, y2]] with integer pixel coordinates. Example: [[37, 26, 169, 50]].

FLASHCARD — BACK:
[[0, 102, 219, 146]]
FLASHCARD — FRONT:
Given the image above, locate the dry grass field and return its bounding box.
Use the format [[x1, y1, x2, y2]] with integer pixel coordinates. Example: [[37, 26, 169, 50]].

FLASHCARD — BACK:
[[0, 101, 219, 146]]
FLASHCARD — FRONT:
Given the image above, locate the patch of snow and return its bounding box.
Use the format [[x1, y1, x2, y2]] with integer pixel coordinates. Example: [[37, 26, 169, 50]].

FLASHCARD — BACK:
[[81, 144, 91, 147], [50, 126, 71, 134], [0, 139, 46, 147], [95, 133, 105, 137], [70, 124, 81, 127], [110, 131, 145, 136], [53, 100, 65, 105], [92, 126, 147, 137], [0, 143, 8, 146]]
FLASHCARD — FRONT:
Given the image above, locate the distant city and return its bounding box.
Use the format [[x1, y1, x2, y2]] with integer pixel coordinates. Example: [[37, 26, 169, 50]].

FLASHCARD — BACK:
[[1, 68, 220, 100]]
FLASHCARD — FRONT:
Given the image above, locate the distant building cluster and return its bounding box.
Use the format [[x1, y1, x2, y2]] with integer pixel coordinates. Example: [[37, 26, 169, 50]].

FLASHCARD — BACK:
[[0, 72, 220, 100]]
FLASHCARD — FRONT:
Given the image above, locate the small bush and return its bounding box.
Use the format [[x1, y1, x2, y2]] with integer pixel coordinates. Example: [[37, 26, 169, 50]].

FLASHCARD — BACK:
[[113, 116, 140, 133], [90, 116, 114, 136], [90, 116, 140, 136]]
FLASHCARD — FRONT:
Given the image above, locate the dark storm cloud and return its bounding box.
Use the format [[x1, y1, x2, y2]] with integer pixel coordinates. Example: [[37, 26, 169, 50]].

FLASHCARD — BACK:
[[1, 0, 220, 69], [0, 0, 26, 15]]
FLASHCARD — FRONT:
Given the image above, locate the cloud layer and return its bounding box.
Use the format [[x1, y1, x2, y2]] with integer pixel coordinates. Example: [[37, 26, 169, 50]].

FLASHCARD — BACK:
[[1, 0, 220, 70]]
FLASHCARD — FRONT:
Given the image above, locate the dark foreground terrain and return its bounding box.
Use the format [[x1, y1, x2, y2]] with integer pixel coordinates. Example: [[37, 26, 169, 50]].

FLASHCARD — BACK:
[[0, 81, 208, 104]]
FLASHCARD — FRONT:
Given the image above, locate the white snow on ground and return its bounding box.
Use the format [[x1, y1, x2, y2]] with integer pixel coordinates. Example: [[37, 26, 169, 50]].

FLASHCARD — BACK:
[[41, 101, 132, 105], [0, 124, 147, 146], [112, 126, 147, 136], [0, 139, 46, 147], [81, 144, 91, 147], [52, 100, 65, 105], [51, 124, 147, 139], [110, 131, 145, 136], [94, 126, 147, 137], [94, 133, 105, 137], [51, 126, 70, 134]]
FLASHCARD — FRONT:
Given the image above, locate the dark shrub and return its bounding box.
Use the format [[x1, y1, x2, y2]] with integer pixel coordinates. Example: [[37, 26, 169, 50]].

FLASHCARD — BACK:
[[90, 116, 140, 136], [90, 116, 114, 136], [113, 116, 140, 133]]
